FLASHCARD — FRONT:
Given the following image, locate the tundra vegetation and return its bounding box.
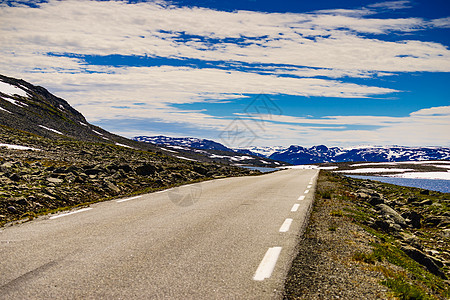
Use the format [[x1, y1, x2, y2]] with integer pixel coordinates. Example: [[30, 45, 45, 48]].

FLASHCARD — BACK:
[[285, 171, 449, 300]]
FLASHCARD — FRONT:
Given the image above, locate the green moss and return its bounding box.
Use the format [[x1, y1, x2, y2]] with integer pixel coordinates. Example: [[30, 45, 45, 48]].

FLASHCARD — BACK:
[[382, 275, 432, 300]]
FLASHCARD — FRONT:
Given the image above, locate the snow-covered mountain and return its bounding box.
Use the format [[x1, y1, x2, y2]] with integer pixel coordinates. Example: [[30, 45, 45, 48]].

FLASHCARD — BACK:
[[134, 136, 233, 152], [268, 145, 450, 165], [134, 136, 450, 165], [234, 146, 288, 158]]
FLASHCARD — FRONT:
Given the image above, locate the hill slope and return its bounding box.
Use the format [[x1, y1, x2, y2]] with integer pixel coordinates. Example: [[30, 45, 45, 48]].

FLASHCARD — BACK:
[[0, 74, 258, 226]]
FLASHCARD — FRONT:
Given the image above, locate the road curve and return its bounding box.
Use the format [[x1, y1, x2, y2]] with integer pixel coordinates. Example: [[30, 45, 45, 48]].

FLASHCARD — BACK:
[[0, 169, 318, 299]]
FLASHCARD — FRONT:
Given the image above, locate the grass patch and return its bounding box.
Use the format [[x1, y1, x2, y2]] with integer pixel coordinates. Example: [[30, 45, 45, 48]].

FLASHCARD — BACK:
[[330, 209, 344, 217], [371, 242, 449, 299], [382, 275, 432, 300], [352, 251, 381, 264]]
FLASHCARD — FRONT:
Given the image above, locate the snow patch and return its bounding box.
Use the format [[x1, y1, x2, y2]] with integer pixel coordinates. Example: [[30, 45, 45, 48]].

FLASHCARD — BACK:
[[160, 147, 178, 153], [175, 156, 197, 161], [336, 168, 414, 174], [387, 172, 450, 180], [115, 142, 133, 149], [0, 81, 28, 98], [351, 162, 397, 167], [0, 143, 40, 151], [92, 130, 104, 136], [319, 166, 338, 170], [38, 125, 64, 135], [0, 106, 12, 114], [281, 165, 319, 169], [431, 165, 450, 169]]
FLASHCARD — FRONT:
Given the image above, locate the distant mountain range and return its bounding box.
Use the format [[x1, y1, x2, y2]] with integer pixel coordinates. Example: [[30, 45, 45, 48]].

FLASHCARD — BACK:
[[134, 136, 450, 165]]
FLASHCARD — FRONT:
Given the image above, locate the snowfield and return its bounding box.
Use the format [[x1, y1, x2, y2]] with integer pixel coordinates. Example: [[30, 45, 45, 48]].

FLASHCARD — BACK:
[[38, 125, 64, 135], [336, 168, 415, 174], [0, 143, 40, 151], [0, 81, 29, 98], [387, 172, 450, 180]]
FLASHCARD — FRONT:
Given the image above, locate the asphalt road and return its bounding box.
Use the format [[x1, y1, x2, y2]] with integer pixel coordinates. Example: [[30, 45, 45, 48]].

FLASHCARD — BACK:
[[0, 168, 318, 299]]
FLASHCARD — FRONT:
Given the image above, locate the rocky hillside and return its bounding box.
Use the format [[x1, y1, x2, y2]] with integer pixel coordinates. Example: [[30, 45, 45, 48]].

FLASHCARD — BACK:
[[285, 171, 449, 299], [0, 74, 146, 149], [0, 75, 259, 226]]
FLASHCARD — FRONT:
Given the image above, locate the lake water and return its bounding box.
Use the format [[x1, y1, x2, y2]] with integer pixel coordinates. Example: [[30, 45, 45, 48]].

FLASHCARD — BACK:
[[241, 166, 280, 173], [346, 175, 450, 193]]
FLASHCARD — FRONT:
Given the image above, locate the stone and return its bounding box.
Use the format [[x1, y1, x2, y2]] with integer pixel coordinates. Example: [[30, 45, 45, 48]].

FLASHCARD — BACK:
[[442, 229, 450, 239], [402, 211, 422, 228], [400, 245, 447, 279], [414, 199, 432, 206], [423, 216, 450, 228], [117, 164, 133, 173], [9, 173, 21, 182], [369, 195, 384, 206], [193, 165, 208, 175], [7, 206, 17, 213], [104, 181, 120, 193], [85, 168, 102, 175], [376, 204, 406, 227], [46, 177, 63, 184], [135, 164, 157, 176]]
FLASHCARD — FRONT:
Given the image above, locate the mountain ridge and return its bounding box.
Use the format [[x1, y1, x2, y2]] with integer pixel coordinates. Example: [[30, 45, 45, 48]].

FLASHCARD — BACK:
[[134, 135, 450, 165]]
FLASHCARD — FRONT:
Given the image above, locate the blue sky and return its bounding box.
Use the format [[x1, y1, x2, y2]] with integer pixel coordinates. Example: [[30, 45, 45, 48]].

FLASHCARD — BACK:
[[1, 0, 449, 147]]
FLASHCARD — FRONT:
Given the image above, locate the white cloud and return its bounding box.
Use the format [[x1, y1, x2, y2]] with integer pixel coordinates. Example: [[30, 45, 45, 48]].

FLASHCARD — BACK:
[[368, 1, 412, 10], [1, 0, 450, 74], [0, 0, 449, 147]]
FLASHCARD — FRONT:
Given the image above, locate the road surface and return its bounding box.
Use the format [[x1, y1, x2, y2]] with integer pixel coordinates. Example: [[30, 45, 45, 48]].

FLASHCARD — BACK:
[[0, 169, 318, 299]]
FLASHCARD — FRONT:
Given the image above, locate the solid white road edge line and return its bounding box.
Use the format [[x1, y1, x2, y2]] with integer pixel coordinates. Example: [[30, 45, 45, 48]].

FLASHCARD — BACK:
[[49, 208, 93, 220], [291, 204, 300, 212], [253, 247, 282, 281], [116, 195, 143, 203], [298, 195, 305, 200], [279, 218, 293, 232]]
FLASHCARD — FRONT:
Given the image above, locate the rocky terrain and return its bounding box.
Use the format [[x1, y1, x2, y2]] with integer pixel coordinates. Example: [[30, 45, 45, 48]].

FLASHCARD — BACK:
[[284, 171, 449, 299], [0, 125, 258, 226]]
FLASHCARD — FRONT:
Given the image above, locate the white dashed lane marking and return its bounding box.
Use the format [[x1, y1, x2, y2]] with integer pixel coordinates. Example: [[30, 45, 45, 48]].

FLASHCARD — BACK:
[[298, 195, 305, 200], [279, 218, 293, 233], [116, 195, 143, 203], [49, 208, 93, 220], [291, 204, 300, 212], [253, 247, 282, 281]]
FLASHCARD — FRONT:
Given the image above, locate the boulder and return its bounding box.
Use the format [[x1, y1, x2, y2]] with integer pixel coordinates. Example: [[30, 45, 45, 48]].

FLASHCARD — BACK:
[[400, 245, 447, 279], [369, 195, 385, 206], [135, 164, 157, 176], [401, 211, 423, 228], [414, 199, 433, 206], [9, 173, 21, 182], [376, 204, 406, 227], [104, 181, 120, 194], [46, 177, 63, 184], [423, 216, 450, 228]]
